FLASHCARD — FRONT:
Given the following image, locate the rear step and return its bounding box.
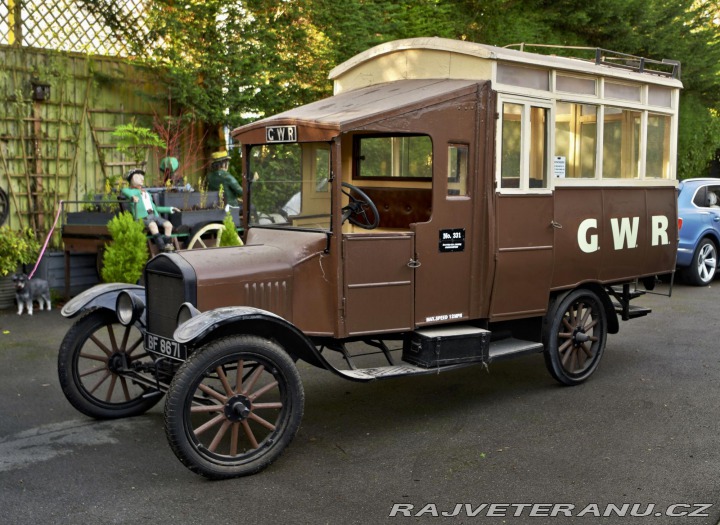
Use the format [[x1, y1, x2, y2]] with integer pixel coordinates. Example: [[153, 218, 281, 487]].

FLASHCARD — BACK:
[[333, 332, 544, 382], [612, 302, 652, 319]]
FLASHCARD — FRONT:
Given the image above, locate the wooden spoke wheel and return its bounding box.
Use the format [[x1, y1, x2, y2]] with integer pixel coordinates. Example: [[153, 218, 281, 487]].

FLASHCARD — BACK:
[[543, 289, 608, 386], [58, 309, 162, 419], [164, 336, 304, 479], [186, 223, 225, 249]]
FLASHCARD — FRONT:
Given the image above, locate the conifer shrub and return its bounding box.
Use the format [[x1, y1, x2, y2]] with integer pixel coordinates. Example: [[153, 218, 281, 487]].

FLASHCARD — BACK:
[[219, 212, 243, 247], [101, 211, 149, 284]]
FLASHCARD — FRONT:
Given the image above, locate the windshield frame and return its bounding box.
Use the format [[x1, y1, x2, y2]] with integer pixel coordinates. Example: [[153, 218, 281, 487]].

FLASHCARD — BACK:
[[244, 141, 334, 234]]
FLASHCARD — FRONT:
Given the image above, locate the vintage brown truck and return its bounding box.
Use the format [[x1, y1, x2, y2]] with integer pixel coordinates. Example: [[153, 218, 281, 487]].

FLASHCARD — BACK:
[[58, 38, 681, 479]]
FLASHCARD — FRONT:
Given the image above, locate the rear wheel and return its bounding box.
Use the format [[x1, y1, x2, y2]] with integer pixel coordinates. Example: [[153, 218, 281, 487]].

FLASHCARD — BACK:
[[58, 309, 162, 418], [684, 238, 717, 286], [543, 289, 607, 386], [164, 336, 304, 479]]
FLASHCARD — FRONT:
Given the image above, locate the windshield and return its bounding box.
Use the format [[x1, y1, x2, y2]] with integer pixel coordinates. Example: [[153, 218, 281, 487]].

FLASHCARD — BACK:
[[248, 143, 331, 230]]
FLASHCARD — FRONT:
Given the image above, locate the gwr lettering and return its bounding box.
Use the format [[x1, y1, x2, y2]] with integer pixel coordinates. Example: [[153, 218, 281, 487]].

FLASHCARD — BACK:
[[577, 215, 669, 254]]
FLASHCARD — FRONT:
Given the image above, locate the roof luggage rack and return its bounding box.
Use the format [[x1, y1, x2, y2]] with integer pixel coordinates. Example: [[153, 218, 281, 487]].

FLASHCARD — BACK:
[[504, 43, 681, 80]]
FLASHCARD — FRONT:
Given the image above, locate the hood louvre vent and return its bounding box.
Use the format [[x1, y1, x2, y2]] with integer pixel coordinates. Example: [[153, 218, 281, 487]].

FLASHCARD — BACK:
[[244, 280, 291, 318]]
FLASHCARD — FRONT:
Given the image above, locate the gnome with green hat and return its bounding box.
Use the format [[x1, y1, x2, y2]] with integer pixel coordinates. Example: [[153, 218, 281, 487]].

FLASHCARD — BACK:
[[207, 150, 242, 205]]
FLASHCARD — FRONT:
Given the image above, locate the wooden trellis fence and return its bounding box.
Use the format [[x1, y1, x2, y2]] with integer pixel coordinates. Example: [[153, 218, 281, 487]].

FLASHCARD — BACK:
[[0, 45, 172, 244]]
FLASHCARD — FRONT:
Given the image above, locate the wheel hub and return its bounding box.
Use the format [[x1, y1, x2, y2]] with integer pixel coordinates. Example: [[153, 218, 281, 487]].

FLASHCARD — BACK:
[[107, 352, 126, 373], [572, 327, 590, 346], [225, 394, 252, 422]]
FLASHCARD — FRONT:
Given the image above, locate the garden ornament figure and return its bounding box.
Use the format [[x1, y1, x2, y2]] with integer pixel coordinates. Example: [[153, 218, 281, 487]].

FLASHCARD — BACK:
[[121, 169, 179, 252], [207, 150, 243, 205], [160, 156, 180, 185]]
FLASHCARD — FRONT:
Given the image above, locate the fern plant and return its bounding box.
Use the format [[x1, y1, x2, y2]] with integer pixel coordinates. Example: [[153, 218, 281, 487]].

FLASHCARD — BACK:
[[101, 212, 149, 284], [112, 121, 167, 166]]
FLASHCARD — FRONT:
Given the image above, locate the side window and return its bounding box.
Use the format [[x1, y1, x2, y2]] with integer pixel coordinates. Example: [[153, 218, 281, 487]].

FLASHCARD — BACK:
[[699, 186, 720, 208], [692, 186, 707, 207], [555, 102, 598, 179], [602, 106, 641, 179], [448, 144, 468, 196], [646, 113, 672, 179], [356, 135, 432, 180], [500, 103, 522, 188], [499, 101, 549, 190]]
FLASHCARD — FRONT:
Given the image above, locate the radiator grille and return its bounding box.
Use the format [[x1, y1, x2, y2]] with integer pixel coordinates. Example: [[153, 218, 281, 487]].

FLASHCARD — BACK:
[[146, 271, 187, 338]]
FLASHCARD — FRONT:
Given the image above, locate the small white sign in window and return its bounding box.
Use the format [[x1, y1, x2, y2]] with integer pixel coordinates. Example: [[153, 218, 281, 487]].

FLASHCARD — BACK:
[[553, 156, 566, 178]]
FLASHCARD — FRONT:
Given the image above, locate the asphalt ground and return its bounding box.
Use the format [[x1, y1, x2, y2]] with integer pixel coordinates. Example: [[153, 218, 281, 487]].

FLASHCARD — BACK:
[[0, 281, 719, 525]]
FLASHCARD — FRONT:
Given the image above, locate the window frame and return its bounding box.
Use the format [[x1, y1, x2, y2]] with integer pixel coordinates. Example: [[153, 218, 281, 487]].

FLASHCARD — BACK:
[[352, 133, 434, 182], [496, 96, 553, 193]]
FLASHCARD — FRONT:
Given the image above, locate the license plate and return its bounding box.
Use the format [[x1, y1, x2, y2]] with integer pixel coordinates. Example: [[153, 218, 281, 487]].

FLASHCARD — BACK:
[[146, 333, 187, 361]]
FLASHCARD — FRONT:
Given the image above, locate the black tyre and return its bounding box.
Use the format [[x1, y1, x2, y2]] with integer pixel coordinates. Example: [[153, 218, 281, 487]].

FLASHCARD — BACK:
[[684, 238, 717, 286], [164, 336, 304, 480], [543, 289, 608, 386], [58, 309, 162, 419]]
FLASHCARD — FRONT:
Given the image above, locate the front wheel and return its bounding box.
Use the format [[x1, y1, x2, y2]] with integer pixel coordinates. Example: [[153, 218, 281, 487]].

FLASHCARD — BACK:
[[164, 336, 304, 479], [543, 289, 608, 386], [58, 309, 162, 419]]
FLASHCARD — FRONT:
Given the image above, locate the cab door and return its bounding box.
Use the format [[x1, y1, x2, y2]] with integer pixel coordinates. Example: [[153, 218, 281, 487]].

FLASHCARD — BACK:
[[413, 144, 476, 326], [342, 233, 415, 336]]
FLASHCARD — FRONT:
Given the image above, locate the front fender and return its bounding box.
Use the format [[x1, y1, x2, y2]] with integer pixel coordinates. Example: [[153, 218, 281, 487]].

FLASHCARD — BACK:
[[61, 283, 145, 319], [173, 306, 326, 369]]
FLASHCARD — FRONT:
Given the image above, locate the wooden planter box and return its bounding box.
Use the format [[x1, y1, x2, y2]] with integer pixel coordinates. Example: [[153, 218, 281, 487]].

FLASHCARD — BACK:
[[157, 190, 220, 210], [65, 212, 116, 225], [170, 208, 226, 229]]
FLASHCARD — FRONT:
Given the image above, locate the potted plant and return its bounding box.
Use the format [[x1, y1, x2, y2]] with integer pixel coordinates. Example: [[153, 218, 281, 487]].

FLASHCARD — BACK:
[[101, 211, 149, 284], [0, 227, 41, 309]]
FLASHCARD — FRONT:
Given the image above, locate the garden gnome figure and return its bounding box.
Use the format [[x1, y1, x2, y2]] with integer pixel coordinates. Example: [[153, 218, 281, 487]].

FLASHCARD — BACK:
[[207, 150, 242, 205], [160, 156, 179, 185], [121, 169, 179, 252]]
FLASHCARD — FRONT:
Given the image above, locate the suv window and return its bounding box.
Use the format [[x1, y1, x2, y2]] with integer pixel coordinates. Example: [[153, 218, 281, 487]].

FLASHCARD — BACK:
[[693, 185, 720, 208]]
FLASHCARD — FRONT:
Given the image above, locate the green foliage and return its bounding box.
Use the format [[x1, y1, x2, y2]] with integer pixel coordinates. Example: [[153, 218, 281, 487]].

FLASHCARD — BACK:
[[101, 212, 149, 284], [678, 94, 720, 179], [219, 213, 242, 247], [87, 0, 720, 170], [0, 227, 40, 277], [112, 121, 167, 165]]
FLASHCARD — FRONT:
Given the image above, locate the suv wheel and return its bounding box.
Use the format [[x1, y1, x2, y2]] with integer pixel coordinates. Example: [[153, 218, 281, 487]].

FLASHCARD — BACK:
[[685, 238, 717, 286]]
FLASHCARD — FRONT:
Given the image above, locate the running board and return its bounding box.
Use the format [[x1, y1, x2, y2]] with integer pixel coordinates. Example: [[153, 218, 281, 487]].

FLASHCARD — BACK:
[[488, 338, 544, 362], [332, 337, 544, 382]]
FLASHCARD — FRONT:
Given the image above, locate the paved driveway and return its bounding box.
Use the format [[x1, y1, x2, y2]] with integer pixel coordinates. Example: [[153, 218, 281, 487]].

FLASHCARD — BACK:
[[0, 282, 718, 524]]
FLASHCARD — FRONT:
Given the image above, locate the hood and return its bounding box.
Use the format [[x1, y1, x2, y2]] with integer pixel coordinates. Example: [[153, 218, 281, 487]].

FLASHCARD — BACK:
[[172, 229, 328, 319]]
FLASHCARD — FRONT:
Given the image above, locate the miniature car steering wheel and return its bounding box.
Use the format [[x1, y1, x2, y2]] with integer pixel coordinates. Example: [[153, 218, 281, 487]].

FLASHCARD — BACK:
[[341, 182, 379, 229]]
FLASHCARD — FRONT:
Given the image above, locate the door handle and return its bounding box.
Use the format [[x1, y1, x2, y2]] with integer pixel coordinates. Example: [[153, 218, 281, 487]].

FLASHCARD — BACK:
[[407, 258, 421, 268], [550, 220, 563, 229]]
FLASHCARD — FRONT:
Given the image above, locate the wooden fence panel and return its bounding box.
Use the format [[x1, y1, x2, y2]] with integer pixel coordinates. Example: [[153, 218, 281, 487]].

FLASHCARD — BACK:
[[0, 45, 172, 246]]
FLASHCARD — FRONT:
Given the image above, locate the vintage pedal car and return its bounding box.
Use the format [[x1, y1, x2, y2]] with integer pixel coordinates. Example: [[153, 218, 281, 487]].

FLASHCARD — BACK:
[[58, 38, 681, 479]]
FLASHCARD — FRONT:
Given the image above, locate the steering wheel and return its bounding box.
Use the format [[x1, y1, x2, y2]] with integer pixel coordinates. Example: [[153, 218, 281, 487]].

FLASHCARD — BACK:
[[341, 182, 379, 229]]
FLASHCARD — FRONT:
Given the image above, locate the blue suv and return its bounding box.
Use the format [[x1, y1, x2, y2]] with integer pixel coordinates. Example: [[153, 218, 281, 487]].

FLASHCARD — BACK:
[[677, 178, 720, 285]]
